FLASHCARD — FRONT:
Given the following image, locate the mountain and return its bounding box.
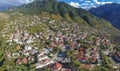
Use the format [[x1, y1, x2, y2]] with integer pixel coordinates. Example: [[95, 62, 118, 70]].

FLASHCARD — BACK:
[[89, 3, 120, 30], [6, 0, 118, 31], [0, 4, 12, 11], [3, 0, 119, 41], [0, 0, 120, 71]]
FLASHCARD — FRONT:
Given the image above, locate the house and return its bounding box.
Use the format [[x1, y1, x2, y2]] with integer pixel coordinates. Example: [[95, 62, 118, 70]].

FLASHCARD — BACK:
[[95, 38, 101, 46], [80, 64, 93, 70], [93, 48, 97, 52], [26, 39, 33, 44], [34, 59, 54, 69], [22, 57, 27, 64], [74, 50, 79, 55], [76, 55, 83, 61], [61, 68, 71, 71], [12, 52, 20, 57], [6, 52, 12, 58], [25, 45, 32, 50], [16, 59, 22, 65], [69, 42, 74, 50], [29, 49, 38, 55], [82, 55, 89, 62], [37, 55, 48, 62], [91, 51, 96, 57], [52, 62, 62, 71], [16, 45, 21, 49], [43, 48, 50, 54], [91, 56, 97, 63], [48, 45, 54, 52], [28, 55, 34, 62]]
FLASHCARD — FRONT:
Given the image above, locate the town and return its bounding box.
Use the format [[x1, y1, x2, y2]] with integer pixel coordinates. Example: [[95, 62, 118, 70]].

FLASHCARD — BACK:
[[0, 11, 119, 71], [1, 16, 119, 71]]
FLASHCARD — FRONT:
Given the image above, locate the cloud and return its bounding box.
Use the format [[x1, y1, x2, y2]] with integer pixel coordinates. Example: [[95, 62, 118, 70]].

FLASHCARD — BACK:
[[0, 0, 34, 6], [19, 0, 34, 4], [69, 2, 80, 8], [113, 0, 120, 4], [93, 0, 113, 5]]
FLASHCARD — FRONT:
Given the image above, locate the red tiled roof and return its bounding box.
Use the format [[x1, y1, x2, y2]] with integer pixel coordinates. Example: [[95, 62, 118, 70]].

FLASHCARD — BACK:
[[64, 69, 71, 71], [16, 59, 21, 65], [53, 62, 62, 69], [22, 57, 27, 64]]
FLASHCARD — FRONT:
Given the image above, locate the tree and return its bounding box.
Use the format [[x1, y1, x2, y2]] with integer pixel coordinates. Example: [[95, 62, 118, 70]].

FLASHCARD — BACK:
[[43, 68, 51, 71], [71, 60, 80, 69], [65, 50, 71, 58]]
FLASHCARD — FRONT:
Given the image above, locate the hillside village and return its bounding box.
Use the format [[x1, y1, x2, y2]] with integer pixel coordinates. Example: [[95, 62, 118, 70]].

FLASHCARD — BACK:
[[0, 14, 119, 71]]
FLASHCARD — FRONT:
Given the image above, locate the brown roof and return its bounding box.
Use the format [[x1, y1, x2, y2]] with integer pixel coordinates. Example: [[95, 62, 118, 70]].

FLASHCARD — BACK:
[[80, 47, 84, 51], [70, 42, 74, 48], [22, 57, 27, 64], [93, 48, 97, 51], [80, 64, 93, 69], [16, 45, 20, 49], [64, 69, 71, 71], [16, 59, 21, 65], [91, 56, 97, 62], [53, 62, 62, 69]]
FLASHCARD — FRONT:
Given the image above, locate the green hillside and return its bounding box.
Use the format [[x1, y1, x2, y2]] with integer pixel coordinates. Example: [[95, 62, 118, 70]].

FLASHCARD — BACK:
[[0, 0, 119, 71], [7, 0, 117, 34]]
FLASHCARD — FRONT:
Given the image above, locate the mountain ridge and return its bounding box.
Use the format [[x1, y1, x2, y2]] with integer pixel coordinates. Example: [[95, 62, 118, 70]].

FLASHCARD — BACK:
[[2, 0, 120, 41], [89, 3, 120, 30], [6, 0, 117, 29], [0, 0, 120, 71]]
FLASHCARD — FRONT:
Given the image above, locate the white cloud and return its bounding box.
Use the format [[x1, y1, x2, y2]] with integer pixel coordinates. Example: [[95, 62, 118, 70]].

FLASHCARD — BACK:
[[0, 0, 34, 6], [93, 0, 113, 5], [19, 0, 34, 4], [69, 2, 80, 8], [85, 1, 91, 3]]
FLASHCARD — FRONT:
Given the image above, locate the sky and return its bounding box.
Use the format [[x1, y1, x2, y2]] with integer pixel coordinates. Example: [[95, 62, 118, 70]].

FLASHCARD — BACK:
[[0, 0, 120, 9], [58, 0, 120, 9]]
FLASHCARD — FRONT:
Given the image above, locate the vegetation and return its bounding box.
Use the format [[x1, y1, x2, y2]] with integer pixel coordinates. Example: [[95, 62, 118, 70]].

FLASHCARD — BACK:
[[0, 0, 119, 71], [6, 0, 120, 37], [100, 50, 113, 71]]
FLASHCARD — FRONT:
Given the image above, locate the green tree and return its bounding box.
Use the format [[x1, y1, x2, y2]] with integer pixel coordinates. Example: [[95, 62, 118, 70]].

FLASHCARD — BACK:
[[71, 60, 80, 69]]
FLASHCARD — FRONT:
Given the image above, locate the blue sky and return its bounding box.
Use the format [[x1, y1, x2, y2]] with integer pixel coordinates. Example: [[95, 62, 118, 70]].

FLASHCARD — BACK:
[[0, 0, 120, 9], [58, 0, 120, 9]]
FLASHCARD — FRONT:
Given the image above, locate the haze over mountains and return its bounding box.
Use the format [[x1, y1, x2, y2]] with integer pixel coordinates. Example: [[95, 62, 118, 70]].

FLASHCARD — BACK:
[[89, 3, 120, 30]]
